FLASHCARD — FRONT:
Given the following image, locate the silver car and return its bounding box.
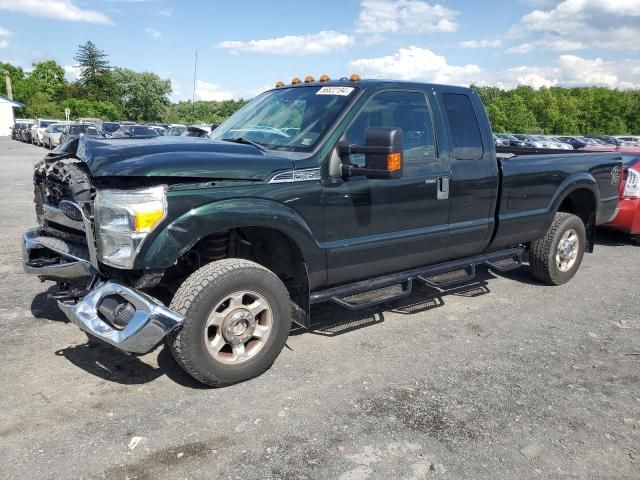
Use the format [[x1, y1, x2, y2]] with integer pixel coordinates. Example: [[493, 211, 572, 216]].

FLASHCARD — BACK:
[[30, 119, 61, 147], [42, 123, 68, 149]]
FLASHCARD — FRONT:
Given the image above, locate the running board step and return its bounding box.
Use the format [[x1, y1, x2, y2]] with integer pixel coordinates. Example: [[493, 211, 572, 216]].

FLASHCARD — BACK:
[[331, 279, 413, 310], [418, 265, 476, 288], [309, 247, 525, 313], [484, 251, 523, 272]]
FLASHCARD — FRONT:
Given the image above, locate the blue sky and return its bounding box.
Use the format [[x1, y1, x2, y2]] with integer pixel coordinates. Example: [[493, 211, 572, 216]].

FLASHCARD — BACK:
[[1, 0, 639, 102]]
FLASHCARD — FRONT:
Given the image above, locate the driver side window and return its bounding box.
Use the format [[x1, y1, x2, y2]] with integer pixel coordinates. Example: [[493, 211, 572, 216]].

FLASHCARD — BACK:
[[344, 91, 436, 165]]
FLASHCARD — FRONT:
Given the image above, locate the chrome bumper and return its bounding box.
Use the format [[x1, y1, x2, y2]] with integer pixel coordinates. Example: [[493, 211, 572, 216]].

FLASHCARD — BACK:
[[58, 282, 183, 354], [23, 228, 97, 280]]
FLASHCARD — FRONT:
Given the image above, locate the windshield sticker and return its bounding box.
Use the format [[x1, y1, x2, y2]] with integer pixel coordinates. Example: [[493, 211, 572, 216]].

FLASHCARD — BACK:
[[301, 138, 313, 146], [316, 86, 355, 96]]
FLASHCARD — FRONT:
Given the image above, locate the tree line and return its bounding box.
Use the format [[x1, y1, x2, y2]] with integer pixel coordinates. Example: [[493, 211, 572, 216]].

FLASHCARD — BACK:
[[0, 41, 246, 124], [1, 41, 638, 133], [472, 85, 640, 135]]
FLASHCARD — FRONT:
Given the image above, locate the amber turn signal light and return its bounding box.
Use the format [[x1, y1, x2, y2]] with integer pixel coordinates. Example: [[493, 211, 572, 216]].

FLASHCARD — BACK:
[[319, 74, 330, 82], [387, 153, 402, 171], [291, 77, 301, 85], [304, 75, 315, 83], [349, 73, 361, 82], [275, 81, 285, 87]]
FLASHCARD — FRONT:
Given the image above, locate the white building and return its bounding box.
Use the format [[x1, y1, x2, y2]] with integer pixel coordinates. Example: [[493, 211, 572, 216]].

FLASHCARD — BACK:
[[0, 95, 25, 136]]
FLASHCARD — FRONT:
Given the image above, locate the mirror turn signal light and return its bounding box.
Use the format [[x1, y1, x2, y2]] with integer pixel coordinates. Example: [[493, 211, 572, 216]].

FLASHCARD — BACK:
[[275, 81, 285, 87], [291, 77, 302, 85], [319, 74, 330, 82], [387, 153, 402, 171]]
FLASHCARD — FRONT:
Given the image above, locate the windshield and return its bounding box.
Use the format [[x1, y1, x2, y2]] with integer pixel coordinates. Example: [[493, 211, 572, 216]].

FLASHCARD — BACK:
[[131, 126, 157, 136], [69, 125, 97, 134], [41, 121, 56, 128], [103, 123, 120, 133], [210, 85, 358, 152], [51, 124, 65, 133]]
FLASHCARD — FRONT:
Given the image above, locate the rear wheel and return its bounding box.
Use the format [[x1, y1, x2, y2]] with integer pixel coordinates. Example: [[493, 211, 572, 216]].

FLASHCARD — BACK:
[[168, 259, 291, 387], [529, 212, 586, 285]]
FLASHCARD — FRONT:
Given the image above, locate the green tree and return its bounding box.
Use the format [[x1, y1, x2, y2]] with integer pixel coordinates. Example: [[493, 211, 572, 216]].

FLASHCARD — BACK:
[[112, 68, 172, 121], [73, 41, 114, 100]]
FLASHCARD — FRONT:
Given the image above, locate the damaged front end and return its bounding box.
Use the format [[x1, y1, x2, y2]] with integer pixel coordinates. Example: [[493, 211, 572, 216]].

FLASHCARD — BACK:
[[24, 151, 183, 354]]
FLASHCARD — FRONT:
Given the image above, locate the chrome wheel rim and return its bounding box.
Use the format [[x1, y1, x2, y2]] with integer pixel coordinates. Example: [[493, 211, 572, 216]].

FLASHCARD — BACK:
[[204, 291, 272, 364], [556, 229, 579, 272]]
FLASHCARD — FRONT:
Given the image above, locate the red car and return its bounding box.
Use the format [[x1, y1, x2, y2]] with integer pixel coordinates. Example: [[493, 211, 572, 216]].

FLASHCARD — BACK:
[[604, 154, 640, 241]]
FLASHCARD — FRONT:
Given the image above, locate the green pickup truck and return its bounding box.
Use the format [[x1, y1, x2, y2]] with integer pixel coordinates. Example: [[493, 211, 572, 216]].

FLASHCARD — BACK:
[[23, 78, 622, 386]]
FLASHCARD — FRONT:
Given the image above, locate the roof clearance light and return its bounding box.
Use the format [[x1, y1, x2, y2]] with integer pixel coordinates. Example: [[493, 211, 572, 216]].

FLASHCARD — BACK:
[[291, 77, 302, 85], [349, 73, 361, 82], [304, 75, 315, 83], [275, 81, 285, 88], [319, 74, 330, 82]]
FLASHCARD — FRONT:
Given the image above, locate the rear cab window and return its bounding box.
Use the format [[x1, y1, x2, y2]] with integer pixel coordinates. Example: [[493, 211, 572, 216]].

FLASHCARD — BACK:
[[442, 93, 484, 160]]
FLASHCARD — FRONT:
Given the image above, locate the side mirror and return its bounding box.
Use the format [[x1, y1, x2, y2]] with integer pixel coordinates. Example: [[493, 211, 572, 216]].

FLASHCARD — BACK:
[[339, 127, 403, 180]]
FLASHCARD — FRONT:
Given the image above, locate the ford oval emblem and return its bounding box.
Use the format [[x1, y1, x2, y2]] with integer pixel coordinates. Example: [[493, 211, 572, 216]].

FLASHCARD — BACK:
[[59, 200, 83, 222]]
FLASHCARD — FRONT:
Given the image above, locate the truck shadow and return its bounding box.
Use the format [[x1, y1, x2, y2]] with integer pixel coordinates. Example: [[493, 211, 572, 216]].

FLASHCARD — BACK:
[[54, 338, 209, 388], [595, 229, 637, 247]]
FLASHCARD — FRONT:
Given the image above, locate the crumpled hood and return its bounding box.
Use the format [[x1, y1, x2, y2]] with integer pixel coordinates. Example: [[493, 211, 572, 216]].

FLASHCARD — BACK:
[[70, 136, 294, 181]]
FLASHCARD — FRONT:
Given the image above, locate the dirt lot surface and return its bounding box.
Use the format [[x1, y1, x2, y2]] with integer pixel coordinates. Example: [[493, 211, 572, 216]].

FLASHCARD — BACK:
[[1, 137, 639, 479]]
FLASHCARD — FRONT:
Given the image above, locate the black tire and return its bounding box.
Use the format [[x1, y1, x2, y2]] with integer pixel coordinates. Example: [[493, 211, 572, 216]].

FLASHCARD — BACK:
[[168, 259, 291, 387], [529, 212, 586, 285]]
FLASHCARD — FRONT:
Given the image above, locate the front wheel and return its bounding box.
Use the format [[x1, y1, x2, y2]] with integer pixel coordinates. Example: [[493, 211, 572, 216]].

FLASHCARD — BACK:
[[529, 212, 586, 285], [168, 259, 291, 387]]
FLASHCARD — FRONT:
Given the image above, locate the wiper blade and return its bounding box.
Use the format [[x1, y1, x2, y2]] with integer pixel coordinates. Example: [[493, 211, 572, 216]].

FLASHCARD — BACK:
[[222, 137, 267, 152]]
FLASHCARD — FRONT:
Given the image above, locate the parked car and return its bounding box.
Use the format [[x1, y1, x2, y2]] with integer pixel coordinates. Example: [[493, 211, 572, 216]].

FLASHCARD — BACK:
[[20, 122, 35, 143], [513, 134, 548, 148], [111, 124, 159, 138], [497, 134, 533, 148], [11, 122, 26, 140], [556, 136, 588, 150], [165, 125, 187, 136], [603, 155, 640, 242], [149, 126, 166, 136], [616, 136, 640, 147], [592, 135, 623, 146], [59, 123, 100, 145], [31, 119, 61, 147], [97, 121, 121, 138], [182, 125, 212, 137], [543, 136, 573, 150], [493, 134, 509, 147], [22, 78, 622, 386], [42, 123, 67, 149]]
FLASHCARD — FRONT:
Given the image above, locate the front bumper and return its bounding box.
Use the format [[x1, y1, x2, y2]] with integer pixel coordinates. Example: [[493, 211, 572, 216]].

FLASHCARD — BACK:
[[58, 282, 183, 354], [23, 228, 183, 353]]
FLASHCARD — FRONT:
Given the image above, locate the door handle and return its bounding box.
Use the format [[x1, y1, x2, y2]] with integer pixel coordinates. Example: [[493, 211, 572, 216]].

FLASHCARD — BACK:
[[437, 176, 449, 200]]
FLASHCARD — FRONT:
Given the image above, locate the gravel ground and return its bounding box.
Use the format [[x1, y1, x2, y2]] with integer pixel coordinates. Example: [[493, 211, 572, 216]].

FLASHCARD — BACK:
[[1, 137, 639, 480]]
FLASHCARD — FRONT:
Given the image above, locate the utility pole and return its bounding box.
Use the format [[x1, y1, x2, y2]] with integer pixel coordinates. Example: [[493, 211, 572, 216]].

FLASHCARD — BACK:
[[3, 71, 12, 100]]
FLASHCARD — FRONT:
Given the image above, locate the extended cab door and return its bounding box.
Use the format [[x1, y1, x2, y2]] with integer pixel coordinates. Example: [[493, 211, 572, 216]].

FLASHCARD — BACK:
[[323, 89, 452, 285], [435, 89, 498, 259]]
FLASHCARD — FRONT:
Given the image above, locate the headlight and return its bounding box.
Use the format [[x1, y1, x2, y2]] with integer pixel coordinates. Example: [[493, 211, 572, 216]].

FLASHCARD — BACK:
[[95, 186, 167, 269]]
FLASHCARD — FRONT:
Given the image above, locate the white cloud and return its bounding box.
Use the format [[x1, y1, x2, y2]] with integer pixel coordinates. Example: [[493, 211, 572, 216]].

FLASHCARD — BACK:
[[63, 64, 81, 81], [195, 80, 234, 101], [355, 0, 458, 35], [217, 31, 353, 55], [349, 46, 482, 85], [0, 0, 113, 25], [509, 0, 640, 51], [505, 43, 535, 54], [0, 26, 9, 49], [158, 7, 173, 16], [350, 46, 640, 90], [459, 39, 502, 48], [145, 27, 161, 38]]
